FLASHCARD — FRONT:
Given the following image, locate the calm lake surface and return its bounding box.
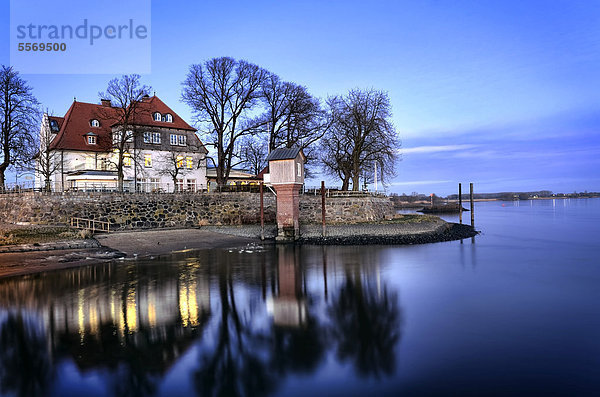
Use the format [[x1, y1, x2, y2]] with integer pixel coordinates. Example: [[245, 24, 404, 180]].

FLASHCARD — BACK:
[[1, 198, 599, 396]]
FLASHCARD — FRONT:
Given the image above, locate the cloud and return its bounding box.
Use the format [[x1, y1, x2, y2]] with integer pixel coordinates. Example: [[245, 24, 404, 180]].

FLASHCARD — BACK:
[[400, 144, 478, 154], [389, 180, 452, 186]]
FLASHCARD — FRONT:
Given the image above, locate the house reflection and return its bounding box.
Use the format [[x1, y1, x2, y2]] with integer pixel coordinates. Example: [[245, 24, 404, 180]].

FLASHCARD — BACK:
[[0, 262, 211, 380], [0, 245, 403, 396]]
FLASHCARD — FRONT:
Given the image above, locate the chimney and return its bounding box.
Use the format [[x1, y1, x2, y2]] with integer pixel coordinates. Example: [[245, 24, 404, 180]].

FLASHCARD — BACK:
[[101, 99, 112, 107]]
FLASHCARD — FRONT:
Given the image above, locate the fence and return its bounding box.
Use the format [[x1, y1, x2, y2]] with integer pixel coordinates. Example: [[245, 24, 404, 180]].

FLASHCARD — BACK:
[[302, 185, 387, 198], [1, 180, 388, 197], [70, 217, 112, 233]]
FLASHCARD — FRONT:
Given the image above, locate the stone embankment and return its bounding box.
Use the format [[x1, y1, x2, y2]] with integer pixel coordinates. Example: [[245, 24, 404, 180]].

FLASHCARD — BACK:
[[0, 192, 396, 230]]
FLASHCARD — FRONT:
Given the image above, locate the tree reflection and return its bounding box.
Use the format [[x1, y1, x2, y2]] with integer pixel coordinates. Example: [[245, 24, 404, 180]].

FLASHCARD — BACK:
[[0, 312, 52, 397], [328, 266, 402, 378], [195, 259, 275, 397]]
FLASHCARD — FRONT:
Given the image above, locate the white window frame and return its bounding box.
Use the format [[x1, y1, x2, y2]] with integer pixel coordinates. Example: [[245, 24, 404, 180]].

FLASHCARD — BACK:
[[165, 114, 173, 122], [87, 135, 97, 145], [152, 132, 161, 144], [143, 132, 152, 143], [153, 112, 162, 121], [90, 119, 100, 127], [178, 135, 187, 146], [170, 134, 178, 145]]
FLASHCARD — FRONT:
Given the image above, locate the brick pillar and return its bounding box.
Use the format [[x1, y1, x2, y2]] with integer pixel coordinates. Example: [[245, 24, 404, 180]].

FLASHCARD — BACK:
[[273, 183, 301, 241]]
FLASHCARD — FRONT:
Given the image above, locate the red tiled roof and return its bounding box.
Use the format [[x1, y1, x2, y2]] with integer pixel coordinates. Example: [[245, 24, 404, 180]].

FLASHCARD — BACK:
[[130, 96, 196, 131], [49, 96, 199, 152]]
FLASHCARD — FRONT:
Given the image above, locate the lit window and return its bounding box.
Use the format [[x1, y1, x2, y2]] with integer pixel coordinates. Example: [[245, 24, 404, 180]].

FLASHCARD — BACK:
[[144, 154, 152, 168], [153, 112, 161, 121], [178, 135, 186, 146], [143, 132, 152, 143], [87, 135, 97, 145], [170, 134, 177, 145], [152, 132, 161, 144], [186, 156, 193, 169], [176, 155, 184, 168], [123, 153, 132, 167], [90, 119, 100, 127], [165, 114, 173, 122]]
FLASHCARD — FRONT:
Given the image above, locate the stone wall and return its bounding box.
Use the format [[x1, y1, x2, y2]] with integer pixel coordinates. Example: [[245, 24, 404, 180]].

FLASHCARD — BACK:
[[0, 192, 395, 230]]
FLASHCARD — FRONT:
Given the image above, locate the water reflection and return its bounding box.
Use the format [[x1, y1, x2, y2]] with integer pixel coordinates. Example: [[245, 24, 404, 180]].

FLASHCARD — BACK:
[[0, 245, 403, 396]]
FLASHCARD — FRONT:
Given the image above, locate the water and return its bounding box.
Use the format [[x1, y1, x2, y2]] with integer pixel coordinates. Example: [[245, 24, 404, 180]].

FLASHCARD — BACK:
[[0, 198, 599, 396]]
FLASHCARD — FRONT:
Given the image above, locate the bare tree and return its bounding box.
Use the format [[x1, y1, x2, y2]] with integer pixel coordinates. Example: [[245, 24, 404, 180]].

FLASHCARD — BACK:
[[321, 89, 400, 191], [181, 57, 268, 187], [98, 75, 151, 191], [238, 135, 268, 175], [36, 114, 61, 191], [258, 75, 329, 175], [156, 151, 197, 192], [0, 66, 40, 189]]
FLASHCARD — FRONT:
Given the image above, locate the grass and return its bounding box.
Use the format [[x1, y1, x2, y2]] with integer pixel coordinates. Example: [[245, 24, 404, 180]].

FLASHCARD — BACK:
[[0, 225, 81, 246]]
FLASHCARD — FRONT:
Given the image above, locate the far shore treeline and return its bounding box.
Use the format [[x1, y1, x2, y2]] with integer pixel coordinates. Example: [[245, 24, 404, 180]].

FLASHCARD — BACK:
[[0, 58, 401, 192]]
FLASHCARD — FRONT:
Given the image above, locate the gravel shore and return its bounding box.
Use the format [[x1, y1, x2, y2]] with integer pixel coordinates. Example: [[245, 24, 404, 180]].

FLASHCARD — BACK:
[[204, 219, 477, 245]]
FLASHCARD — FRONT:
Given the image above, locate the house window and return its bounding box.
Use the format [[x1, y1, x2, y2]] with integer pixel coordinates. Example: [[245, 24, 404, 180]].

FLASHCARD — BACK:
[[123, 153, 132, 167], [153, 112, 162, 121], [176, 155, 184, 168], [144, 154, 152, 168], [50, 120, 59, 132], [186, 179, 196, 192], [165, 114, 173, 122], [143, 132, 152, 143], [178, 135, 186, 146], [186, 156, 193, 169], [170, 134, 177, 145], [90, 119, 100, 127], [115, 130, 134, 144], [152, 132, 161, 144], [176, 179, 184, 192], [87, 135, 96, 145], [297, 162, 301, 177]]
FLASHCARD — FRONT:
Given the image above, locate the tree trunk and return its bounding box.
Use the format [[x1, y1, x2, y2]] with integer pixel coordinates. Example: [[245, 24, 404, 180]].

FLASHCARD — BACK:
[[341, 176, 350, 191], [351, 174, 360, 191], [0, 170, 5, 190]]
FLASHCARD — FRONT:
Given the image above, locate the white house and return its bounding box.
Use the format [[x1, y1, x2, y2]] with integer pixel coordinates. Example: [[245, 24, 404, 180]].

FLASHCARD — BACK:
[[36, 95, 208, 192]]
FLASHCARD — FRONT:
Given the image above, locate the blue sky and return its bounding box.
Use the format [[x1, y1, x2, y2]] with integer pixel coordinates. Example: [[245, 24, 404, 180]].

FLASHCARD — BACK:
[[2, 0, 600, 195]]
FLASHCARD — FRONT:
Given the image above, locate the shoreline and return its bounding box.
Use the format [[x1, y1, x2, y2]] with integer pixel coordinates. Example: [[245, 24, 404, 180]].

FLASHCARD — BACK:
[[0, 219, 478, 279]]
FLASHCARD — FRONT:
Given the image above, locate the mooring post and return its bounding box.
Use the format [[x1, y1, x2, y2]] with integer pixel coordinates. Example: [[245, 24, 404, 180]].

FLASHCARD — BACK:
[[321, 181, 326, 237], [459, 183, 463, 224], [260, 182, 265, 241], [470, 182, 474, 226]]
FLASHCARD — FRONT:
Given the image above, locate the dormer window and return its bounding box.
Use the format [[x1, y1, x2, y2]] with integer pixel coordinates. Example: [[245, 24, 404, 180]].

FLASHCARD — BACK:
[[165, 114, 173, 122], [86, 132, 97, 145], [90, 119, 100, 127], [49, 120, 59, 132], [153, 112, 161, 121]]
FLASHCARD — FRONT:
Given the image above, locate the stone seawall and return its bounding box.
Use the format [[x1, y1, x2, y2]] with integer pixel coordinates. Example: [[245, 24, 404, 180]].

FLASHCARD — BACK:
[[0, 193, 395, 230]]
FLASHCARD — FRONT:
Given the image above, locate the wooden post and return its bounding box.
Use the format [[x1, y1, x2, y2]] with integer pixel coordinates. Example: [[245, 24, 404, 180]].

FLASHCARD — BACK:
[[321, 181, 326, 237], [470, 182, 474, 226], [260, 182, 265, 241], [459, 183, 463, 224]]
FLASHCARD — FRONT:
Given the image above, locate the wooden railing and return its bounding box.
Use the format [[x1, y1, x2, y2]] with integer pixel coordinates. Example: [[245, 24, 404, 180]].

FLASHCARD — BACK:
[[70, 217, 112, 233]]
